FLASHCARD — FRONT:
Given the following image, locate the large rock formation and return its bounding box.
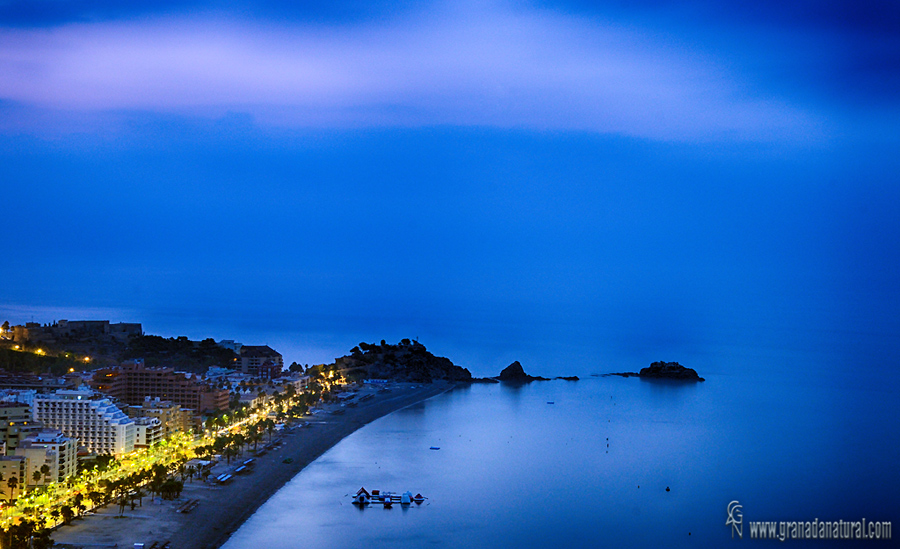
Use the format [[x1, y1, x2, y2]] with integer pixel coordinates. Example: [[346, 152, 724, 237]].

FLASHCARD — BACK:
[[329, 340, 473, 383], [639, 361, 705, 381], [497, 361, 550, 382], [606, 361, 704, 381]]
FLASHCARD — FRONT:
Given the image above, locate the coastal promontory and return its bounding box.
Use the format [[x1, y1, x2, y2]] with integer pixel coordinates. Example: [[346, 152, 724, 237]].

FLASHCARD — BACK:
[[327, 339, 473, 383]]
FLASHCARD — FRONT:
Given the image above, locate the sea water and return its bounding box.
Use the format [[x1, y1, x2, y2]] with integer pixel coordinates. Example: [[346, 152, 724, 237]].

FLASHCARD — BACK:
[[222, 370, 898, 548]]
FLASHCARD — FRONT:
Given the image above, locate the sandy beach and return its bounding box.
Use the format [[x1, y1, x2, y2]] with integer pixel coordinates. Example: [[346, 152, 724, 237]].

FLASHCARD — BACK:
[[52, 382, 455, 549]]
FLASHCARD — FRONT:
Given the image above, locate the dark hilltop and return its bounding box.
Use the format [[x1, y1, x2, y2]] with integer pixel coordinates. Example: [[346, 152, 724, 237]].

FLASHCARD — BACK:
[[326, 339, 474, 383]]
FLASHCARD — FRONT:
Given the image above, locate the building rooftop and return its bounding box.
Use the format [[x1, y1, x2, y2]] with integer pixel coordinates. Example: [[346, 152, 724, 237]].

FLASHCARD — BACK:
[[22, 429, 70, 445]]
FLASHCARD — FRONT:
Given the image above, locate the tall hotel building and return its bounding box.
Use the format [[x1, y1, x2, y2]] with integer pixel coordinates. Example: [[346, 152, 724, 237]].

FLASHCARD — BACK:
[[33, 390, 136, 457]]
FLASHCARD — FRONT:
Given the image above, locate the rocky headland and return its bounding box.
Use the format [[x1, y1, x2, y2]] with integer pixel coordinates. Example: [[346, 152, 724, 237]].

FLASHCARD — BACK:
[[329, 339, 474, 383], [327, 343, 581, 384]]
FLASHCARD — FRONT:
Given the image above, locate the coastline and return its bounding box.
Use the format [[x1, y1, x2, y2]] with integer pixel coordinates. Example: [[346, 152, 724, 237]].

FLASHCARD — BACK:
[[52, 382, 456, 549]]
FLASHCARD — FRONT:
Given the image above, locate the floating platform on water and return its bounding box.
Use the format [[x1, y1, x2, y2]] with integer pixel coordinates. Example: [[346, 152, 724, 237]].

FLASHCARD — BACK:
[[351, 487, 426, 506]]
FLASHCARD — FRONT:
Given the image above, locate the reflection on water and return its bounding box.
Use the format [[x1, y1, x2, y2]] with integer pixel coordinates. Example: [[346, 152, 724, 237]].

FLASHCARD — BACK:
[[223, 373, 898, 548]]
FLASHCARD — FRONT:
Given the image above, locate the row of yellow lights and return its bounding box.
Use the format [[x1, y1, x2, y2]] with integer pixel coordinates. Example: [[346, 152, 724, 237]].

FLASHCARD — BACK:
[[10, 345, 90, 364], [2, 384, 324, 528]]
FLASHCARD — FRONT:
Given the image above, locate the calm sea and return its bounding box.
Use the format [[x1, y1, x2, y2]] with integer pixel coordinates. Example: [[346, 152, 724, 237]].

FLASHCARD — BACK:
[[222, 370, 898, 548]]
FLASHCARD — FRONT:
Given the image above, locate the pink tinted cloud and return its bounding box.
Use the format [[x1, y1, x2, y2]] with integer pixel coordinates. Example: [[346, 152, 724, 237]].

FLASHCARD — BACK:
[[0, 4, 822, 141]]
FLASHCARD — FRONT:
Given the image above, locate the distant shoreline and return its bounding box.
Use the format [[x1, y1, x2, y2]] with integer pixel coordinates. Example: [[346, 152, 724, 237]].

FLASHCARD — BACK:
[[52, 382, 456, 549]]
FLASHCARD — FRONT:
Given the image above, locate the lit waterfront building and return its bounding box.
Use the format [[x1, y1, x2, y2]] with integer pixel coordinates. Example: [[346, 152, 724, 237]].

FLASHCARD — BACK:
[[124, 396, 195, 438], [0, 403, 42, 454], [15, 429, 77, 486], [133, 417, 163, 449], [0, 456, 26, 500], [33, 390, 136, 456]]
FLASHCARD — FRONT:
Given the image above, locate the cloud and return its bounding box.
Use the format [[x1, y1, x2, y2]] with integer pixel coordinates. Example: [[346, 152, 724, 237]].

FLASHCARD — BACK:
[[0, 3, 823, 141]]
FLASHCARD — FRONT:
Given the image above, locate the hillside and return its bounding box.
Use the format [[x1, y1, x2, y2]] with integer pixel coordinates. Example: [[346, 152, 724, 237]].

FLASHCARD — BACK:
[[325, 339, 473, 383]]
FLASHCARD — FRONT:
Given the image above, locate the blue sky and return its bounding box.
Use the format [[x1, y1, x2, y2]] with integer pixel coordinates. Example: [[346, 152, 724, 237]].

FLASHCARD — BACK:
[[1, 1, 898, 376]]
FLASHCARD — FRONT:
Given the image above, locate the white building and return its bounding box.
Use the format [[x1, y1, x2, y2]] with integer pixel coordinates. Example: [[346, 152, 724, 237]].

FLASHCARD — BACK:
[[33, 390, 136, 457], [133, 417, 163, 448], [0, 389, 37, 405], [15, 429, 77, 486]]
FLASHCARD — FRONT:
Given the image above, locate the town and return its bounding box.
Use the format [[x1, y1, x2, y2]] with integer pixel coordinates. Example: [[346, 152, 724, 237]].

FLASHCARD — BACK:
[[0, 319, 339, 547]]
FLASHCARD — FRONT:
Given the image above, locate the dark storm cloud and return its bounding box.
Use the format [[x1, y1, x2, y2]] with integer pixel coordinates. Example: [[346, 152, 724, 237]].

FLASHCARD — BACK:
[[542, 0, 900, 103]]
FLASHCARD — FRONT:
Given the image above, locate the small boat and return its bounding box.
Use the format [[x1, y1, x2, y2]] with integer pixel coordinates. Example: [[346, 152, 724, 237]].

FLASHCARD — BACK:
[[429, 446, 440, 450], [547, 401, 554, 404], [413, 493, 425, 504], [401, 491, 412, 505]]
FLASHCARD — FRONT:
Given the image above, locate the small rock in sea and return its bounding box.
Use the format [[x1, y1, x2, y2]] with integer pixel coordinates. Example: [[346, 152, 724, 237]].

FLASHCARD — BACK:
[[666, 487, 670, 492]]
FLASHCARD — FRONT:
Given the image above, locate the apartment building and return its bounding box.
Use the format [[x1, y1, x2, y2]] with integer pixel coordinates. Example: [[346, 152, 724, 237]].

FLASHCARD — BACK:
[[133, 417, 163, 449], [33, 390, 136, 457], [90, 361, 229, 414], [0, 403, 42, 454], [125, 397, 195, 438], [0, 456, 26, 500], [239, 346, 283, 377], [15, 429, 77, 486]]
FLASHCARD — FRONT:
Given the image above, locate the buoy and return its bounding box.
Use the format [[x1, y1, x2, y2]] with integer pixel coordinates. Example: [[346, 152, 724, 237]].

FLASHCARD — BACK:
[[666, 487, 670, 492]]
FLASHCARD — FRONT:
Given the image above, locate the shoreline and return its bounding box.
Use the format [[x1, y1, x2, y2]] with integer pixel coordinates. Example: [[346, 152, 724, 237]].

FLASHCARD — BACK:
[[52, 381, 456, 549]]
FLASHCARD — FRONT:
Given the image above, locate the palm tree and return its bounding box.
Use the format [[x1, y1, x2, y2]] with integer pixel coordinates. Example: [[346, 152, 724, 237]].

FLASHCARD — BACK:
[[233, 433, 246, 456], [32, 470, 42, 486], [73, 493, 84, 517], [7, 476, 18, 502], [60, 504, 74, 525], [88, 491, 103, 508], [40, 464, 51, 485]]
